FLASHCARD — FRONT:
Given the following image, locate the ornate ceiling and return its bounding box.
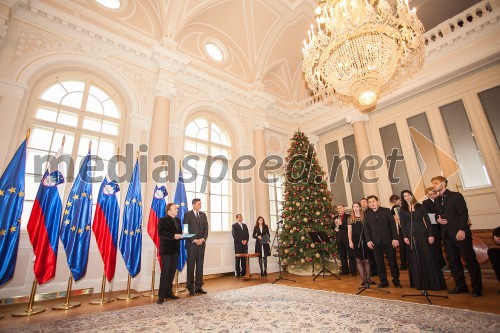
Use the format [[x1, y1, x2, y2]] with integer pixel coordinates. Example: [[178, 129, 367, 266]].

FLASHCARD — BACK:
[[24, 0, 484, 104]]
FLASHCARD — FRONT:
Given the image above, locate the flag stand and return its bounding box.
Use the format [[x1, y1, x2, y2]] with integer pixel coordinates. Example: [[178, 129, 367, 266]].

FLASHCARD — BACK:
[[11, 280, 46, 317], [89, 274, 114, 304], [173, 271, 186, 295], [143, 248, 158, 297], [52, 276, 81, 310], [117, 274, 139, 300]]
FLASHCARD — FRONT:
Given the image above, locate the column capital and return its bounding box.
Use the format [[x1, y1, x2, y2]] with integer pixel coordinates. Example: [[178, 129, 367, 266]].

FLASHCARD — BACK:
[[253, 114, 268, 130], [155, 80, 177, 99], [346, 111, 369, 124]]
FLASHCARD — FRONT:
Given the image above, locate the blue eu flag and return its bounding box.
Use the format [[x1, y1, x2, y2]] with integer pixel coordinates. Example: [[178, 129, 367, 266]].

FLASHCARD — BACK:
[[174, 170, 188, 272], [0, 139, 26, 285], [119, 159, 142, 277], [60, 151, 93, 282]]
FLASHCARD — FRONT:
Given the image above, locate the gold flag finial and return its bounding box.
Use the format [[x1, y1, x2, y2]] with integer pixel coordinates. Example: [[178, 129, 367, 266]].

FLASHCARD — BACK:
[[26, 128, 31, 140]]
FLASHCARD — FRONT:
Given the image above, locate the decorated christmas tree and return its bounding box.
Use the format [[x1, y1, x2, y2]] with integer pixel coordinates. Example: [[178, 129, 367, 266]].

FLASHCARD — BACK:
[[278, 130, 337, 273]]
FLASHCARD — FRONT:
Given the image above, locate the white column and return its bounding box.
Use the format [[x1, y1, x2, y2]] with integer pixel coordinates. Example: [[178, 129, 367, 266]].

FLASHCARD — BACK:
[[252, 115, 271, 225], [347, 112, 379, 198]]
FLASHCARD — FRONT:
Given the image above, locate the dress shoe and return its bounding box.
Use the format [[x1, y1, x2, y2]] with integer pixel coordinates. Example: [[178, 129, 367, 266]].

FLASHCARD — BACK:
[[448, 287, 469, 294], [471, 292, 483, 297], [188, 289, 196, 296], [195, 288, 207, 294], [167, 294, 180, 300], [377, 283, 389, 288], [156, 298, 164, 304], [393, 283, 402, 288], [264, 271, 267, 276]]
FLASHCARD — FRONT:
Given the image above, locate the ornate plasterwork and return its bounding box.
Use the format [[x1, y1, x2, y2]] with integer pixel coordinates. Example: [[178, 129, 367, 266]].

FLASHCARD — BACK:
[[0, 8, 11, 48]]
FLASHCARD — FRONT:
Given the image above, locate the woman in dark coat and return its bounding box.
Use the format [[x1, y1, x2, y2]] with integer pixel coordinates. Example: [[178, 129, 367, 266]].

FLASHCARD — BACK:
[[399, 190, 447, 291], [252, 216, 271, 276], [157, 203, 183, 304]]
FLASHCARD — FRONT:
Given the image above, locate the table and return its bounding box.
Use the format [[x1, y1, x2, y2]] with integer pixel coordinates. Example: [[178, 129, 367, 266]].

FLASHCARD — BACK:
[[235, 253, 261, 281]]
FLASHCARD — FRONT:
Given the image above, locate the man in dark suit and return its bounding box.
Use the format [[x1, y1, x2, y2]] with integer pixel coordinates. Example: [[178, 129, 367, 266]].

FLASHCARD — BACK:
[[364, 195, 401, 288], [232, 213, 249, 277], [157, 203, 182, 304], [334, 204, 355, 275], [184, 198, 209, 295], [432, 176, 482, 297], [423, 186, 447, 269]]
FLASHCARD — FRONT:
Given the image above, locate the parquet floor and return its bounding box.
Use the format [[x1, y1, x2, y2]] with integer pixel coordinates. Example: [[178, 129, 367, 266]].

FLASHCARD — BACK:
[[0, 269, 499, 331]]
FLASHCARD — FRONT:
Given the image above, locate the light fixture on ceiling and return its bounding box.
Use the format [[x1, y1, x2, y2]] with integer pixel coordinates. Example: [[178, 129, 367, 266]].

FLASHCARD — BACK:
[[95, 0, 121, 9], [302, 0, 425, 107], [205, 42, 224, 62]]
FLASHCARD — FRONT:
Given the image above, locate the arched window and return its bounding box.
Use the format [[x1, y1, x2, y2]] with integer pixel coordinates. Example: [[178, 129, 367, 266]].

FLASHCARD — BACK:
[[22, 77, 121, 227], [183, 117, 233, 231]]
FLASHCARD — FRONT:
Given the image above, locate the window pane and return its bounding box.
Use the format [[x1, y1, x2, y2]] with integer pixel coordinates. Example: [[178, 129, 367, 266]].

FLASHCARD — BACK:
[[51, 131, 75, 154], [440, 100, 491, 188], [102, 121, 119, 136], [89, 85, 110, 102], [41, 83, 66, 103], [478, 85, 500, 150], [210, 195, 222, 211], [78, 135, 99, 155], [35, 107, 57, 122], [219, 132, 230, 146], [26, 149, 48, 175], [103, 99, 119, 118], [20, 201, 34, 228], [86, 94, 103, 115], [57, 111, 79, 127], [211, 129, 222, 144], [197, 127, 209, 141], [61, 91, 83, 109], [24, 174, 40, 201], [211, 147, 231, 159], [98, 139, 116, 160], [210, 180, 222, 194], [379, 124, 411, 196], [196, 142, 208, 155], [221, 213, 230, 231], [30, 127, 53, 150], [221, 195, 230, 212], [185, 122, 199, 138], [184, 140, 197, 153], [61, 80, 85, 93], [407, 113, 437, 174], [83, 116, 102, 132]]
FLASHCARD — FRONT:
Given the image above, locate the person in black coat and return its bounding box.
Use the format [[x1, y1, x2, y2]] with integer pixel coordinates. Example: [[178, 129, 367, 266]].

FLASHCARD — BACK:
[[390, 195, 407, 270], [423, 187, 447, 269], [364, 195, 401, 288], [157, 203, 183, 304], [334, 204, 355, 275], [183, 198, 209, 295], [399, 190, 447, 291], [232, 213, 249, 277], [252, 216, 271, 276], [432, 176, 482, 297]]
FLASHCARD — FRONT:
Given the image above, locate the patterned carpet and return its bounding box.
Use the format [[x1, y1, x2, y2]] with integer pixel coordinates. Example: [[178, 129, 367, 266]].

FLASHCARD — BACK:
[[5, 284, 500, 333]]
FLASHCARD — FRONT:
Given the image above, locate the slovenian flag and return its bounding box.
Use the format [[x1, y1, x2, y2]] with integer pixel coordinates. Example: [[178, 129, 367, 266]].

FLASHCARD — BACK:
[[119, 159, 142, 278], [92, 177, 120, 282], [0, 139, 27, 285], [147, 185, 167, 269], [27, 140, 65, 285], [60, 149, 93, 282], [174, 170, 188, 272]]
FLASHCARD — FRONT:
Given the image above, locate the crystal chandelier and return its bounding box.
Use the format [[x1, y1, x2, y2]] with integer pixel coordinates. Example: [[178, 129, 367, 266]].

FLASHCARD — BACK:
[[302, 0, 425, 106]]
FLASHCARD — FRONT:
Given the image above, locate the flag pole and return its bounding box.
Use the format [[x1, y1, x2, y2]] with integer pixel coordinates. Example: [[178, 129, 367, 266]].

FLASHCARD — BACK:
[[11, 279, 46, 317], [143, 247, 158, 297], [52, 275, 81, 310], [173, 270, 186, 295], [117, 274, 140, 300], [89, 273, 114, 304]]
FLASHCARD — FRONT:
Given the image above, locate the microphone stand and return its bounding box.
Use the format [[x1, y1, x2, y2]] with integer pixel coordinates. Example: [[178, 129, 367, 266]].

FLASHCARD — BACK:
[[401, 205, 448, 305], [356, 218, 389, 295], [272, 221, 295, 284]]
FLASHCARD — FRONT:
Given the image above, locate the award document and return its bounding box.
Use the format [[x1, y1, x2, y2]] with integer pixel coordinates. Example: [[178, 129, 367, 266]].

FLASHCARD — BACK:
[[428, 213, 437, 225], [182, 233, 196, 238]]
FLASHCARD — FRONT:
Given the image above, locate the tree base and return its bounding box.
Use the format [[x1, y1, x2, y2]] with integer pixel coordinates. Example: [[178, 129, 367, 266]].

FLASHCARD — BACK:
[[286, 261, 339, 276]]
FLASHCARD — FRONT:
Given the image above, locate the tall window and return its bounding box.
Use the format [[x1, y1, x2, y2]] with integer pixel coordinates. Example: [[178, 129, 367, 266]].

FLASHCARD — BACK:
[[268, 173, 284, 231], [22, 78, 121, 227], [183, 118, 233, 231]]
